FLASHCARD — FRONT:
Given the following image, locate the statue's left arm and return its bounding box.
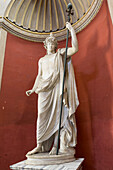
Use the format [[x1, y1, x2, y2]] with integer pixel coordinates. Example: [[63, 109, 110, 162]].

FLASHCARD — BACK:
[[60, 22, 78, 56], [26, 59, 42, 96]]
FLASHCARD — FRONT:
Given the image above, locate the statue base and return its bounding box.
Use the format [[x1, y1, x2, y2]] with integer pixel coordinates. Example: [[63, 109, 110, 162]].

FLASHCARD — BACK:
[[26, 152, 75, 165], [10, 158, 84, 170]]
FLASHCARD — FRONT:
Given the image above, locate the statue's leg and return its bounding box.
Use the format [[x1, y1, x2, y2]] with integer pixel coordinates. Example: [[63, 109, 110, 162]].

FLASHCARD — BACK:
[[26, 143, 42, 155], [60, 128, 67, 152], [49, 131, 58, 155]]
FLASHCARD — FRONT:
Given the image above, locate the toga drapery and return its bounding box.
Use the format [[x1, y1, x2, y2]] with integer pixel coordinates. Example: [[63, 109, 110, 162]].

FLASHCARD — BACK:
[[35, 49, 79, 151]]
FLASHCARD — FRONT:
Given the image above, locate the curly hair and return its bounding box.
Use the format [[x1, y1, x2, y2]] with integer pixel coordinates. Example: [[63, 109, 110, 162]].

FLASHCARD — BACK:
[[43, 33, 57, 50]]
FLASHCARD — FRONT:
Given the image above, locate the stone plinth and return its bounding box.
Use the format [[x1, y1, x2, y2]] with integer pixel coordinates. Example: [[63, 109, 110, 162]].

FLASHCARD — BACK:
[[26, 152, 76, 165], [10, 158, 84, 170]]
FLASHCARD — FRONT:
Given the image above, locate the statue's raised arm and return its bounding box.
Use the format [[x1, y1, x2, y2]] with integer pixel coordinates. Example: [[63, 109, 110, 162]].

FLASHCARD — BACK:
[[60, 22, 78, 57]]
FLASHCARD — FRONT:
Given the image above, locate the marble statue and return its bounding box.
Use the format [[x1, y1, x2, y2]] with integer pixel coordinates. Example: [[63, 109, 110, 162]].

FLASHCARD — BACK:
[[26, 22, 79, 156]]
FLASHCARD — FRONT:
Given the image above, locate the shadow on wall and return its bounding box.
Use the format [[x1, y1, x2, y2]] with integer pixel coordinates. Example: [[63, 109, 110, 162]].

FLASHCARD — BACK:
[[75, 9, 113, 170]]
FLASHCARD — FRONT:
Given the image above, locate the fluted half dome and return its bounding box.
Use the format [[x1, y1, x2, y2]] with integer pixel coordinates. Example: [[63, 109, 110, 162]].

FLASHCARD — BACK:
[[6, 0, 94, 32], [3, 0, 103, 41]]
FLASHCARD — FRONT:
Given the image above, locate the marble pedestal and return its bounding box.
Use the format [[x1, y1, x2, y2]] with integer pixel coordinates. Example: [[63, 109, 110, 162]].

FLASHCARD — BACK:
[[26, 152, 76, 165], [10, 158, 84, 170]]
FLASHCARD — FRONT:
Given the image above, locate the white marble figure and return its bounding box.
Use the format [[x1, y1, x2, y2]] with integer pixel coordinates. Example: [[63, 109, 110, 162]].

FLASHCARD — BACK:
[[26, 22, 79, 156]]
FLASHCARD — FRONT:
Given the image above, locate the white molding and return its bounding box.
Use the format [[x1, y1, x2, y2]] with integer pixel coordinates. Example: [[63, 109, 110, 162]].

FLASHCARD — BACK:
[[0, 0, 11, 17], [107, 0, 113, 24], [0, 28, 7, 90]]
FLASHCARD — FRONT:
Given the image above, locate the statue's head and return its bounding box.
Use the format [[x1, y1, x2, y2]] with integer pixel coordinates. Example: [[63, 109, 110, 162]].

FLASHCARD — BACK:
[[43, 33, 57, 53]]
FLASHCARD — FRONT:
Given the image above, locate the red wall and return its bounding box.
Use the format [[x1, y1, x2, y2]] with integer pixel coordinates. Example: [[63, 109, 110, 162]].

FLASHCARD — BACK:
[[0, 0, 113, 169]]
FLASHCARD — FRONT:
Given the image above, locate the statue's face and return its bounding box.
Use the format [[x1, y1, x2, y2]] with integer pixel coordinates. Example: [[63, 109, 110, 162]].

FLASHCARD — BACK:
[[47, 42, 56, 53]]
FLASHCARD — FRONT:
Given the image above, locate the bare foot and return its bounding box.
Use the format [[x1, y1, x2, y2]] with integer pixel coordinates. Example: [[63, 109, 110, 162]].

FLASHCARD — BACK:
[[49, 146, 57, 155], [26, 145, 42, 156]]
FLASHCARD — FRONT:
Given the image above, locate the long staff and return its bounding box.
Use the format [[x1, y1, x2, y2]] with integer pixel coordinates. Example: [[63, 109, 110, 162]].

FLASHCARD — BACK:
[[56, 3, 73, 155]]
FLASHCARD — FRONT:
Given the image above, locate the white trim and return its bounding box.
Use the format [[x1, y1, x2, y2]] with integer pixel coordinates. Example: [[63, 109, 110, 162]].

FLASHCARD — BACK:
[[0, 28, 7, 90], [0, 0, 11, 17], [107, 0, 113, 24]]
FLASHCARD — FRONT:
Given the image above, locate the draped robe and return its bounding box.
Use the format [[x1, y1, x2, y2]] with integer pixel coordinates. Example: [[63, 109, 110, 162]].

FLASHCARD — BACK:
[[35, 49, 79, 151]]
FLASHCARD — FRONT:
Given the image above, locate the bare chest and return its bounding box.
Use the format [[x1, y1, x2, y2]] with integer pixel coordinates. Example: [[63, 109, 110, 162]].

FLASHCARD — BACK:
[[41, 54, 57, 76]]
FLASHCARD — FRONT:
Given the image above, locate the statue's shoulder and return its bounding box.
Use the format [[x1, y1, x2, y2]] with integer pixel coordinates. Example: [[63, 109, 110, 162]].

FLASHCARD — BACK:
[[38, 57, 44, 66], [57, 48, 66, 55], [38, 58, 42, 63], [38, 56, 46, 63]]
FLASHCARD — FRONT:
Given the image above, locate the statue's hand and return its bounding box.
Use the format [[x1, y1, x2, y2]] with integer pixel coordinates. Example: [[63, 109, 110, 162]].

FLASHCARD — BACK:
[[26, 90, 33, 96], [66, 22, 72, 31]]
